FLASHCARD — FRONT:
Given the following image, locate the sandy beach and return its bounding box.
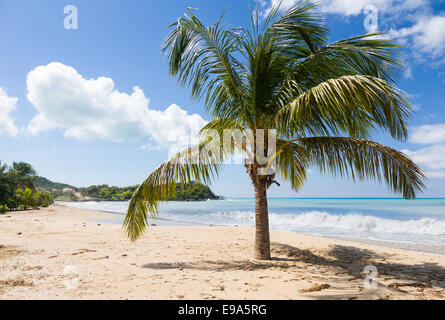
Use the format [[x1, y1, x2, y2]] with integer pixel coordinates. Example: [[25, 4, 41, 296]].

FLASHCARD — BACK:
[[1, 205, 445, 300]]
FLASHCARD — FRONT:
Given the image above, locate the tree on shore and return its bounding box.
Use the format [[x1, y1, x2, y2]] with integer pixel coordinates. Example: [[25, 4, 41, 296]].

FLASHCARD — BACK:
[[124, 1, 425, 259], [0, 161, 53, 212]]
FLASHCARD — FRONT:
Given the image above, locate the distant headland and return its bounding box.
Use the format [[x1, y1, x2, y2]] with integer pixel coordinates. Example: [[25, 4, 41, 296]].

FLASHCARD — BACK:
[[35, 176, 221, 202]]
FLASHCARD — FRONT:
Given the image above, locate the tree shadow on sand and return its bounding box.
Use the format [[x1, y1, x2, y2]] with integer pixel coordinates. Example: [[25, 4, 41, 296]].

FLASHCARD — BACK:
[[274, 243, 445, 289], [142, 242, 445, 292]]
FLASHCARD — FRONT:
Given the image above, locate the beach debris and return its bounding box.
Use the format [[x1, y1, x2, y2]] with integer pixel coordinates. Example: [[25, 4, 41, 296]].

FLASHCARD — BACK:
[[48, 255, 58, 259], [71, 249, 97, 256], [104, 255, 110, 259], [432, 291, 445, 298], [388, 282, 432, 289], [0, 278, 34, 288], [213, 285, 225, 291], [122, 254, 128, 257], [299, 283, 331, 293], [23, 266, 42, 271], [151, 224, 157, 227], [17, 232, 22, 235], [0, 246, 24, 260]]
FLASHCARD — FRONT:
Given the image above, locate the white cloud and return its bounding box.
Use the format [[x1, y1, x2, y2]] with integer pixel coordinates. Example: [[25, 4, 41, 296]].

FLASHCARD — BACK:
[[403, 145, 445, 178], [145, 103, 205, 155], [262, 0, 299, 16], [404, 123, 445, 178], [410, 124, 445, 145], [140, 142, 161, 151], [321, 1, 445, 63], [389, 15, 445, 59], [26, 62, 207, 152], [0, 88, 19, 137], [322, 0, 390, 16], [261, 1, 445, 67], [263, 0, 427, 17]]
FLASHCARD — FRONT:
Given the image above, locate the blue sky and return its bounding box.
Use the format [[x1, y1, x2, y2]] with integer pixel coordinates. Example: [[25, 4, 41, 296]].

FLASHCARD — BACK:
[[1, 0, 445, 197]]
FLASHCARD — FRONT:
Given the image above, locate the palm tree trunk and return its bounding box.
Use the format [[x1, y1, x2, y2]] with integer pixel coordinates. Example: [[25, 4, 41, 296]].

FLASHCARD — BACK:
[[253, 178, 271, 260]]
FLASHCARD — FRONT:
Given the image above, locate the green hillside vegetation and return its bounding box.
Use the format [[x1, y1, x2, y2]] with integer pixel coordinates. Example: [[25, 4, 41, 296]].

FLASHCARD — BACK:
[[0, 161, 54, 213], [34, 176, 77, 191], [34, 177, 219, 202], [2, 163, 219, 204], [80, 182, 218, 201], [166, 182, 218, 201], [81, 185, 138, 201]]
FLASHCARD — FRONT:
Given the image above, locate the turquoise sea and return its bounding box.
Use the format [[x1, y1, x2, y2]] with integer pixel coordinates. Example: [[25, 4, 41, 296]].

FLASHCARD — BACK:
[[61, 198, 445, 254]]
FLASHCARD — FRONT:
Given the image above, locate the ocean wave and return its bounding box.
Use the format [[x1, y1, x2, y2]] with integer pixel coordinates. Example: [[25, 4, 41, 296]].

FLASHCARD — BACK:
[[59, 201, 445, 244], [202, 210, 445, 236]]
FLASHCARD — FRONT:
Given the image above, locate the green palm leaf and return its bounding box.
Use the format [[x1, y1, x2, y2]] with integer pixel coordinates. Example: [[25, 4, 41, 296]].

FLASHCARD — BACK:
[[124, 143, 222, 241], [275, 75, 411, 140], [298, 137, 425, 199]]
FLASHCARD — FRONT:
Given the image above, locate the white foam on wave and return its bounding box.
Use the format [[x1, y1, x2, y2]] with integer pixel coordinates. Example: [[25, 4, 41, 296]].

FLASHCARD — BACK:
[[59, 201, 445, 245], [204, 210, 445, 236], [58, 201, 129, 214]]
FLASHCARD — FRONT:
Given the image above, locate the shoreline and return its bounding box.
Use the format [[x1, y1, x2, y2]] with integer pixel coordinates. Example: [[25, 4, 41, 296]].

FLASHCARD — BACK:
[[58, 202, 445, 256], [1, 205, 445, 300]]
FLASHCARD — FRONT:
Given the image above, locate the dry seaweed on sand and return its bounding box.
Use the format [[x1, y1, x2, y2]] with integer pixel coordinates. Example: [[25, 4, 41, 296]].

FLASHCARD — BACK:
[[299, 283, 331, 293]]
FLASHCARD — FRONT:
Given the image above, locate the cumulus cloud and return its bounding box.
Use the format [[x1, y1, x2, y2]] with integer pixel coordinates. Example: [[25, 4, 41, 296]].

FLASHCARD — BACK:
[[410, 124, 445, 145], [322, 0, 392, 16], [403, 123, 445, 178], [389, 15, 445, 60], [261, 0, 299, 16], [262, 0, 427, 17], [403, 145, 445, 178], [324, 0, 428, 16], [26, 62, 207, 152], [320, 1, 445, 63], [262, 1, 444, 66], [0, 88, 19, 137]]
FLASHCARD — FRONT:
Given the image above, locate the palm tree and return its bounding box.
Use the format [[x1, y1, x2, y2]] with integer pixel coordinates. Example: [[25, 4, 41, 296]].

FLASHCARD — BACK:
[[0, 161, 9, 203], [124, 1, 425, 260], [7, 162, 36, 193], [0, 161, 37, 206]]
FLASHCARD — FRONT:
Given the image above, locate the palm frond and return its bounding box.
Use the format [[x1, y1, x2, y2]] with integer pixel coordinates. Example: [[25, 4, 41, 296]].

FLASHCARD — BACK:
[[124, 144, 222, 241], [274, 139, 308, 191], [266, 0, 327, 53], [325, 34, 404, 82], [200, 118, 256, 164], [200, 118, 247, 134], [238, 1, 327, 123], [298, 137, 426, 199], [275, 75, 411, 140], [162, 9, 246, 121]]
